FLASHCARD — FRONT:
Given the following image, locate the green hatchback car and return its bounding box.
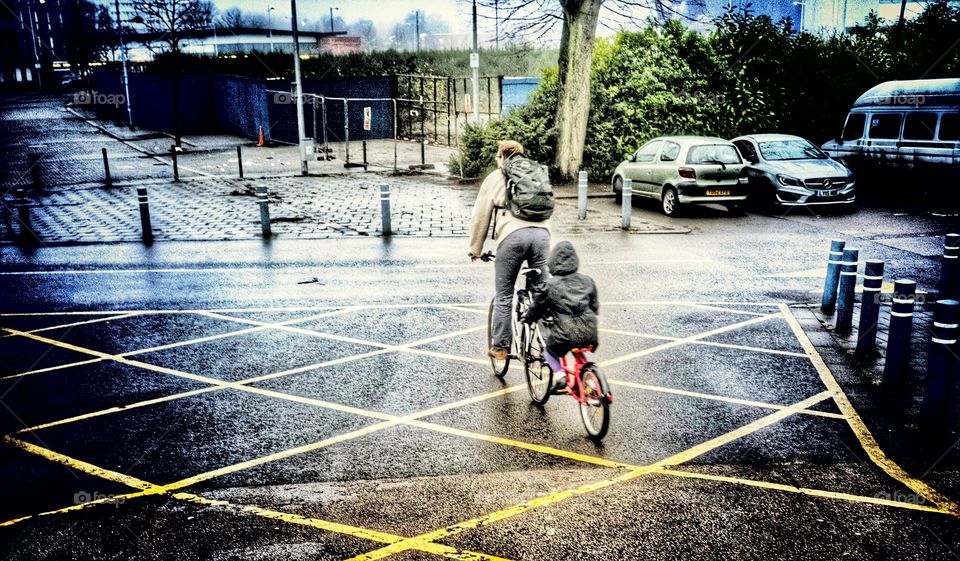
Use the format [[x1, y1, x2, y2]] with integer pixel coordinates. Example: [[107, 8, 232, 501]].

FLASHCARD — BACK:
[[611, 136, 750, 216]]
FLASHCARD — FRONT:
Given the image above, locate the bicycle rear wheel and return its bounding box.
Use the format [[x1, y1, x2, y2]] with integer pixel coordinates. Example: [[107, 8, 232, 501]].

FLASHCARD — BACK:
[[487, 297, 510, 378], [579, 364, 610, 440], [524, 326, 552, 405]]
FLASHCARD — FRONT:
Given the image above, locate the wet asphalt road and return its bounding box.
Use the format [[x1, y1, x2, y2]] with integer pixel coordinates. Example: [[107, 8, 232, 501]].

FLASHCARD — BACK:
[[2, 196, 960, 560]]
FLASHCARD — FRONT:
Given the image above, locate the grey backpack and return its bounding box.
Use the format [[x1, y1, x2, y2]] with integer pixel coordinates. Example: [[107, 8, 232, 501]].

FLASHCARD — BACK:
[[501, 154, 554, 222]]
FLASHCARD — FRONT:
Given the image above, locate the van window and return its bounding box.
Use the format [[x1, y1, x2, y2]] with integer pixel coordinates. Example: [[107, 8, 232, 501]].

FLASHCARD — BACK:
[[842, 114, 866, 141], [868, 113, 902, 139], [940, 114, 960, 141], [903, 113, 937, 141]]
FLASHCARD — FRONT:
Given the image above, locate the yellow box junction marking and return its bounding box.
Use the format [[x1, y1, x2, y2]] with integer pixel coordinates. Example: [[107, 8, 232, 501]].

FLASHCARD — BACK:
[[780, 304, 960, 517], [2, 299, 955, 561]]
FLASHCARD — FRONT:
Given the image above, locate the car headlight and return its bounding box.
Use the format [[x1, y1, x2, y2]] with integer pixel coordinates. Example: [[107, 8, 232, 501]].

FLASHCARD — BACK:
[[776, 175, 804, 187]]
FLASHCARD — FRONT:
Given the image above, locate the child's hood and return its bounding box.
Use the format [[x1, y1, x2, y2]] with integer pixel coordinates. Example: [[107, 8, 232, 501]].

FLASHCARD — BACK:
[[548, 241, 579, 276]]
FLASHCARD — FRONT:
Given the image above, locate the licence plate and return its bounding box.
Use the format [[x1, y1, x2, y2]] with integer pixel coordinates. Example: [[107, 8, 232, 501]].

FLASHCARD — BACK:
[[706, 190, 731, 196]]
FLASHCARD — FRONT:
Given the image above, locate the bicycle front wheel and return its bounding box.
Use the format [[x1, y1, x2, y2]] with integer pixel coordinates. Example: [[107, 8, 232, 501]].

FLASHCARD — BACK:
[[487, 297, 510, 378], [524, 326, 552, 405], [579, 364, 610, 440]]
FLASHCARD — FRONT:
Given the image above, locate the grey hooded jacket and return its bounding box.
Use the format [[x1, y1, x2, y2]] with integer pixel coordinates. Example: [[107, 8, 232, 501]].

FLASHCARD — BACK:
[[524, 241, 599, 356]]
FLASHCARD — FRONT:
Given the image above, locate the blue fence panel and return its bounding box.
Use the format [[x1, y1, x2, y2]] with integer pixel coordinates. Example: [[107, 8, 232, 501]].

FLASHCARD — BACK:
[[501, 77, 541, 116]]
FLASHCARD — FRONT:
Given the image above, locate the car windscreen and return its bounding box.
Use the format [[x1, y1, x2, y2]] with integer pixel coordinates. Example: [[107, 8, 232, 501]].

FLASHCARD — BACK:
[[757, 139, 828, 161], [686, 144, 742, 165]]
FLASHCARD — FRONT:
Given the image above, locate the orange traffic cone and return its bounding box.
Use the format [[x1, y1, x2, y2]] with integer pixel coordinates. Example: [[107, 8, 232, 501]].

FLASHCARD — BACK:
[[257, 126, 265, 147]]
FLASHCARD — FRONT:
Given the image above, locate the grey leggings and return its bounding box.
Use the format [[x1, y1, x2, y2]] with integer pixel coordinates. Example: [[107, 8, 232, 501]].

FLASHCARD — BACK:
[[491, 227, 550, 350]]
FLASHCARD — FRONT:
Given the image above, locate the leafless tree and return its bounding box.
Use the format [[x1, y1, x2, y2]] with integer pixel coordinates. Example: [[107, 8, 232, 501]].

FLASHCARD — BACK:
[[132, 0, 215, 53], [350, 19, 379, 51], [475, 0, 700, 178]]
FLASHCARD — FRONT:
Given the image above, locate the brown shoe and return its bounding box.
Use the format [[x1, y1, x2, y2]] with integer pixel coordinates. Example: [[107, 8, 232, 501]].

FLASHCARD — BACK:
[[488, 347, 508, 360]]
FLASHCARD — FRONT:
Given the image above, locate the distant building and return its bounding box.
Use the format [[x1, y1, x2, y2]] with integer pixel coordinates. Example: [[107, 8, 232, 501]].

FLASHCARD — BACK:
[[0, 0, 88, 88], [122, 28, 347, 62], [687, 0, 934, 34], [319, 36, 361, 56]]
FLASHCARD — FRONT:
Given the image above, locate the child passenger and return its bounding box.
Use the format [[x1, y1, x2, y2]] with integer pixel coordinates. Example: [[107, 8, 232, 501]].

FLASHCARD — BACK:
[[522, 241, 599, 393]]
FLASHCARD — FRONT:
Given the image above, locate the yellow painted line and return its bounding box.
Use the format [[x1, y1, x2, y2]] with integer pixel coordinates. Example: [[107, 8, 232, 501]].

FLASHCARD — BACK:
[[121, 309, 357, 358], [405, 418, 631, 470], [780, 304, 960, 518], [679, 303, 769, 317], [17, 386, 225, 433], [346, 391, 833, 561], [2, 436, 513, 560], [607, 379, 845, 420], [599, 327, 808, 358], [598, 314, 782, 368], [2, 435, 153, 490], [0, 312, 147, 339], [170, 492, 515, 560], [0, 358, 105, 381], [659, 468, 947, 515]]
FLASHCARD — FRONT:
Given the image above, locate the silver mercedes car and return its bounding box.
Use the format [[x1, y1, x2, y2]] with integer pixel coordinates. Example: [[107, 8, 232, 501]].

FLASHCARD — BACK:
[[731, 134, 856, 207]]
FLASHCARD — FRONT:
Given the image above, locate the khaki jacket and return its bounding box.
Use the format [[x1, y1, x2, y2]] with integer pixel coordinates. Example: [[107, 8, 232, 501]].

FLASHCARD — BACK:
[[468, 168, 552, 256]]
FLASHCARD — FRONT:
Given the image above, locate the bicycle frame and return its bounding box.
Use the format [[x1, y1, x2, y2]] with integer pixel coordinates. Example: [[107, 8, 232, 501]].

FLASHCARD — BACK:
[[559, 351, 592, 405]]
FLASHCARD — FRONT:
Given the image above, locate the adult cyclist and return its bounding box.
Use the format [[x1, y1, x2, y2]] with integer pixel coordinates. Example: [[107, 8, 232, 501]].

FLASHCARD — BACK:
[[468, 140, 552, 361]]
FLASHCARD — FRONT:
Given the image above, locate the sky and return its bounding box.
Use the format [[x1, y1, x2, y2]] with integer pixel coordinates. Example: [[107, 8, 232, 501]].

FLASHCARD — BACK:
[[225, 0, 471, 34]]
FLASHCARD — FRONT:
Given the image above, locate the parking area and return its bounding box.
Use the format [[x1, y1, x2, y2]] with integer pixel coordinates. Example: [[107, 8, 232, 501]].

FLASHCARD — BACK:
[[2, 298, 956, 560]]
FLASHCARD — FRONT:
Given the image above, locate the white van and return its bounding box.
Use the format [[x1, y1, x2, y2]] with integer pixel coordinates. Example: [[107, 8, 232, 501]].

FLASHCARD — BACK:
[[821, 79, 960, 178]]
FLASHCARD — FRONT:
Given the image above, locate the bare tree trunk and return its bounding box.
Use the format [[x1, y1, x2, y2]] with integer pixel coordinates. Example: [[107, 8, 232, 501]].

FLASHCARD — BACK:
[[554, 0, 602, 180]]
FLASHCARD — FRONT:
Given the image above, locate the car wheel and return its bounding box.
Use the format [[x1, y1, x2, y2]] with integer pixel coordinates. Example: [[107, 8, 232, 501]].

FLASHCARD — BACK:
[[613, 176, 623, 204], [661, 187, 681, 216]]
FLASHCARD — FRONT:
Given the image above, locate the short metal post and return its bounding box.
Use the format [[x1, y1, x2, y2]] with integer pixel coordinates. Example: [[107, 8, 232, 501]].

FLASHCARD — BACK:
[[380, 183, 392, 236], [835, 247, 860, 334], [821, 239, 846, 314], [882, 279, 917, 391], [28, 152, 41, 191], [621, 178, 632, 230], [343, 100, 350, 165], [102, 148, 112, 186], [237, 145, 244, 179], [577, 171, 588, 220], [256, 186, 271, 239], [136, 187, 153, 243], [170, 145, 179, 182], [856, 260, 885, 356], [938, 233, 959, 301], [920, 300, 959, 429], [15, 189, 31, 239], [362, 140, 368, 171]]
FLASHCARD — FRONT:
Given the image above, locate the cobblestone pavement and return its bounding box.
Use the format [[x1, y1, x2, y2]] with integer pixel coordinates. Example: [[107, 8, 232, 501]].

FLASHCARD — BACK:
[[1, 175, 685, 244]]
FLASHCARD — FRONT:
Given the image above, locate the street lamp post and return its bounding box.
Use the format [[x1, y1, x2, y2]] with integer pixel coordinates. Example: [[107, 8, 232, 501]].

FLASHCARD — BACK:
[[793, 0, 806, 33], [114, 0, 134, 130], [291, 0, 308, 175], [415, 10, 420, 52], [471, 0, 479, 122], [267, 6, 275, 53], [26, 0, 43, 89], [329, 6, 338, 33]]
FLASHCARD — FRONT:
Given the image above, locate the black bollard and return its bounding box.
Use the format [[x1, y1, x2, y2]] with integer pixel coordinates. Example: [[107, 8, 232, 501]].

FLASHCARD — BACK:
[[920, 300, 959, 430], [882, 280, 917, 391], [256, 186, 271, 239], [136, 187, 153, 243], [362, 140, 368, 171], [15, 189, 31, 239], [835, 247, 860, 334], [856, 260, 885, 356], [237, 146, 244, 179], [102, 148, 112, 187], [821, 239, 846, 314], [939, 233, 959, 301], [380, 183, 392, 236], [171, 145, 179, 182], [28, 152, 41, 191]]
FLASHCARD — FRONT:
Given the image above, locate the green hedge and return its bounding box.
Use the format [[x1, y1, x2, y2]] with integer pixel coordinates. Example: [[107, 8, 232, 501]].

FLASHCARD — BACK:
[[454, 2, 960, 181]]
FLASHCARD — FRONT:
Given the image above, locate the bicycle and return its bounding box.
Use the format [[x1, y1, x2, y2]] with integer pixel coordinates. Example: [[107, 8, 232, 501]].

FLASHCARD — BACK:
[[480, 252, 613, 440], [480, 252, 552, 403]]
